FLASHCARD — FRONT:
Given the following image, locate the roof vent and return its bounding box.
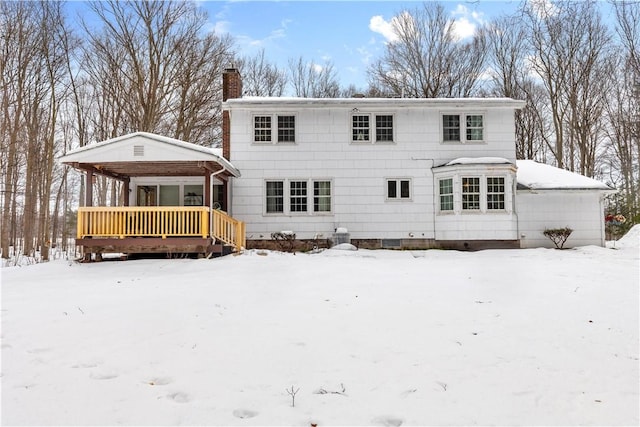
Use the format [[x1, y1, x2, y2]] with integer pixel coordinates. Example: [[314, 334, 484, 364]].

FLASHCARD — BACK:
[[133, 145, 144, 156]]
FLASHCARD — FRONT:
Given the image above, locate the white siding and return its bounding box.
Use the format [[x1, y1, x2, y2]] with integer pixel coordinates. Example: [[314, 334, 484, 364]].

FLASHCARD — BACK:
[[228, 101, 520, 241], [517, 191, 606, 248]]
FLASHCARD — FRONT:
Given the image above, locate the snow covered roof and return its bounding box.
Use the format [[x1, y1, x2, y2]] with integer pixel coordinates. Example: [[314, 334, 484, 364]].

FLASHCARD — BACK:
[[223, 97, 526, 110], [59, 132, 240, 178], [446, 157, 513, 166], [516, 160, 613, 191]]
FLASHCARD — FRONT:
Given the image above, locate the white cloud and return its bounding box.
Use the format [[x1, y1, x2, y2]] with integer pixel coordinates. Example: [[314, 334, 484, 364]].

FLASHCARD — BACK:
[[450, 4, 486, 41], [369, 15, 399, 43], [451, 17, 476, 40], [212, 20, 231, 34]]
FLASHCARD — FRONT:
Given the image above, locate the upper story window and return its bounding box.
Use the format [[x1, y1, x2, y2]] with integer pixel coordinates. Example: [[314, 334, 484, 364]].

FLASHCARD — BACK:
[[254, 114, 296, 143], [442, 114, 484, 143], [278, 115, 295, 142], [376, 115, 394, 142], [254, 116, 271, 142], [352, 115, 370, 142], [386, 179, 411, 200], [352, 113, 394, 143]]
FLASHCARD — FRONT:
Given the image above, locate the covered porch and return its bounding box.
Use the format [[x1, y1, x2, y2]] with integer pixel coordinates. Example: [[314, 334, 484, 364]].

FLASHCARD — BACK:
[[59, 132, 244, 259]]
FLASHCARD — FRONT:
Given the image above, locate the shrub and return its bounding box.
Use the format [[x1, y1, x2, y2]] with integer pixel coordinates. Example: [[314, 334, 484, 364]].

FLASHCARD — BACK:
[[543, 227, 573, 249]]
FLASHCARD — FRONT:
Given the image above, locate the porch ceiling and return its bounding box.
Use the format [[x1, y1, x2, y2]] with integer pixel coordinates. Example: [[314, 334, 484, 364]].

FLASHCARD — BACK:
[[68, 160, 233, 180]]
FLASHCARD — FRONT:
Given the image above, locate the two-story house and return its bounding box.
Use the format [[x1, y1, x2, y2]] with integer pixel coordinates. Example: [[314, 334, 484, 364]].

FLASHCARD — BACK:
[[60, 68, 614, 258], [221, 68, 613, 250]]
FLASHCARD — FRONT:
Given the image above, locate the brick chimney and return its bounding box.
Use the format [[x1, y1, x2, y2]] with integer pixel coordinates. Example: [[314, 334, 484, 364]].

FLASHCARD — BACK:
[[222, 68, 242, 160]]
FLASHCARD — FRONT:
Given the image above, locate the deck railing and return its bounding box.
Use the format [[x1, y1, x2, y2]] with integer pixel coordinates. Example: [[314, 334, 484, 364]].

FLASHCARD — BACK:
[[212, 209, 246, 250], [76, 206, 246, 250], [77, 206, 210, 239]]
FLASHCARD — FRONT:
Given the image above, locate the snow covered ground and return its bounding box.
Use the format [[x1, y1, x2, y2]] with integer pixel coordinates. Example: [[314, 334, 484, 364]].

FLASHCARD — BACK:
[[1, 229, 639, 426]]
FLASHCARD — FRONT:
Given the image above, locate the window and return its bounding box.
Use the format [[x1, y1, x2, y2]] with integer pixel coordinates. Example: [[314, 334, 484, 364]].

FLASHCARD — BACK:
[[466, 115, 483, 141], [486, 177, 505, 210], [314, 181, 331, 212], [183, 185, 203, 206], [266, 181, 284, 213], [443, 115, 461, 142], [253, 115, 295, 143], [278, 115, 295, 142], [376, 115, 393, 142], [387, 179, 410, 200], [462, 177, 480, 210], [290, 181, 307, 212], [439, 178, 454, 211], [351, 114, 393, 143], [265, 179, 331, 214], [352, 115, 370, 142], [254, 116, 271, 142], [442, 114, 484, 142]]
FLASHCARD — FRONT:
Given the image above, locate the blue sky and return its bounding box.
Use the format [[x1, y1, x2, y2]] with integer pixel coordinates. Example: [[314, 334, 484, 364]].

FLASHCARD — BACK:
[[201, 1, 523, 89]]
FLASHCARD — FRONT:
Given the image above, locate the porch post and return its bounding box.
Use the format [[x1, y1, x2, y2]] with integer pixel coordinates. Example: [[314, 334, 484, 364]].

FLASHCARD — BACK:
[[83, 169, 93, 261], [85, 170, 93, 207], [221, 179, 228, 212], [204, 171, 211, 208], [123, 178, 130, 207]]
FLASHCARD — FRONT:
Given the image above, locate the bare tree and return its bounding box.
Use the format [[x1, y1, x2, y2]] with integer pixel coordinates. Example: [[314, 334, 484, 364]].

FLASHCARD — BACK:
[[237, 49, 287, 97], [486, 15, 546, 161], [524, 0, 612, 173], [288, 56, 341, 97], [82, 0, 233, 144], [1, 1, 71, 260], [367, 2, 487, 98], [608, 0, 640, 224]]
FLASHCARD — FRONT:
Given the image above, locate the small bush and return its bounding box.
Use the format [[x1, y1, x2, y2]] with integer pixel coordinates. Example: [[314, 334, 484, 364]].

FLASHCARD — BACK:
[[543, 227, 573, 249]]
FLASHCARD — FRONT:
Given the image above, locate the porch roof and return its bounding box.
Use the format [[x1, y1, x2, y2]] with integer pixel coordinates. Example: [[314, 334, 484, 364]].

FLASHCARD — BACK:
[[59, 132, 240, 179]]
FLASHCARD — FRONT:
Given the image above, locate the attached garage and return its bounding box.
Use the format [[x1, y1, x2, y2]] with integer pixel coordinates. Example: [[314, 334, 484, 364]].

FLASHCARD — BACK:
[[516, 160, 615, 248]]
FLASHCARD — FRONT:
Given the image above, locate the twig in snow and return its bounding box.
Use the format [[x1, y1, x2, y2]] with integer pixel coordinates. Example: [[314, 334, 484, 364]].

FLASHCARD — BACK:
[[77, 307, 85, 315], [286, 385, 300, 407], [436, 381, 447, 391], [313, 383, 347, 396]]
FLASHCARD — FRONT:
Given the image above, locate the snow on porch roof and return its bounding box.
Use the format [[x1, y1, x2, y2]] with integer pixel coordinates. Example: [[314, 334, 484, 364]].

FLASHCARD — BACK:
[[59, 132, 240, 178], [516, 160, 613, 191]]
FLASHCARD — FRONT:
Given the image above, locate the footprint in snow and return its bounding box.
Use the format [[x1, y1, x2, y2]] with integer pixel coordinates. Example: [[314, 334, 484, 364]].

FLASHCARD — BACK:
[[233, 409, 258, 419], [167, 392, 190, 403], [146, 377, 172, 386], [372, 416, 403, 427], [71, 363, 99, 369], [89, 372, 118, 380]]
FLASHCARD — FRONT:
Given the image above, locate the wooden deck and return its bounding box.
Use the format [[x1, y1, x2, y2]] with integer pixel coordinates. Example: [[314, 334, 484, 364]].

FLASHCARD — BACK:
[[77, 207, 245, 257]]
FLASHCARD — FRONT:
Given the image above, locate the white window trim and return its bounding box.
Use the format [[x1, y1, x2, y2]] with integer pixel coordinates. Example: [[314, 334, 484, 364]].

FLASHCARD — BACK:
[[263, 178, 333, 216], [440, 112, 486, 144], [264, 179, 285, 215], [385, 178, 412, 201], [350, 112, 395, 144], [461, 176, 482, 211], [252, 113, 297, 145], [435, 173, 510, 214], [438, 177, 454, 213]]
